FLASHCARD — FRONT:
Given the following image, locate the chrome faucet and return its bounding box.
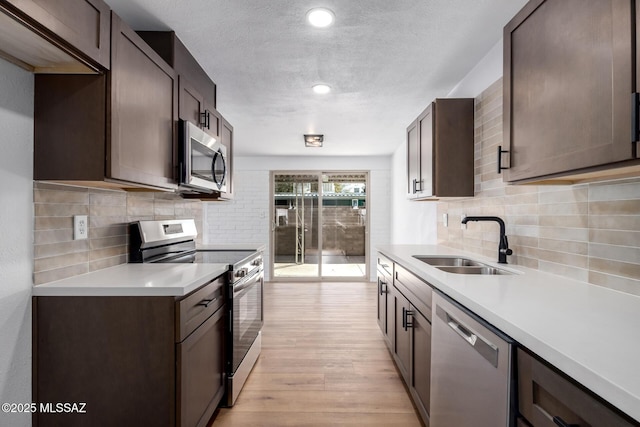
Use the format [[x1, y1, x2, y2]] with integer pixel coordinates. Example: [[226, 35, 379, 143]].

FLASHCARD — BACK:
[[461, 216, 513, 264]]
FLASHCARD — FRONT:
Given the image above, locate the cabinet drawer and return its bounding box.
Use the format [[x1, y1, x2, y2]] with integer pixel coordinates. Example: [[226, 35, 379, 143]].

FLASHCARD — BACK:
[[176, 276, 225, 342], [377, 254, 393, 277], [394, 264, 432, 321], [517, 348, 637, 427]]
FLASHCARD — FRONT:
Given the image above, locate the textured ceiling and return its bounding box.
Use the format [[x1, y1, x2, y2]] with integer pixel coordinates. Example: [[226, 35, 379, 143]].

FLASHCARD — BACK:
[[105, 0, 527, 156]]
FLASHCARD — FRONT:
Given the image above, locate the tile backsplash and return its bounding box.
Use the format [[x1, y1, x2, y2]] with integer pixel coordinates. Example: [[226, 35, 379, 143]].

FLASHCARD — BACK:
[[33, 182, 202, 285], [438, 78, 640, 296]]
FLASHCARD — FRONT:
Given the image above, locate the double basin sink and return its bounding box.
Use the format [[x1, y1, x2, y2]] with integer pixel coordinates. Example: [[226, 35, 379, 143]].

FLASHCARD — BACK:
[[413, 256, 512, 275]]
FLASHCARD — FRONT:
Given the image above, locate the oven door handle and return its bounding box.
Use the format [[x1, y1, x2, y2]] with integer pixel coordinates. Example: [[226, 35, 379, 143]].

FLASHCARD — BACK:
[[233, 272, 261, 295]]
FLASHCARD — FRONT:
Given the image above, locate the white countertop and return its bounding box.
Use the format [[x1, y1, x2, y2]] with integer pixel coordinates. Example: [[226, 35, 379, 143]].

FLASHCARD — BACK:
[[32, 263, 229, 297], [377, 244, 640, 423]]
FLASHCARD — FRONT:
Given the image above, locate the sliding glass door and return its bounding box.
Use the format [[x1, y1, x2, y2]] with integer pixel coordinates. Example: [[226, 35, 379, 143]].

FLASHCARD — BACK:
[[271, 171, 368, 280]]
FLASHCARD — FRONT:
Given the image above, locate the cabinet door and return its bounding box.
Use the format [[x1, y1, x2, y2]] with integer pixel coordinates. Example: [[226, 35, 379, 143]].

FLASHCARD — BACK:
[[393, 289, 411, 383], [376, 274, 386, 333], [410, 308, 431, 423], [5, 0, 111, 69], [109, 13, 178, 190], [377, 256, 394, 350], [179, 76, 205, 128], [406, 119, 420, 196], [417, 104, 434, 198], [504, 0, 636, 182], [385, 286, 394, 352], [179, 78, 219, 139], [203, 99, 220, 139], [177, 307, 225, 427]]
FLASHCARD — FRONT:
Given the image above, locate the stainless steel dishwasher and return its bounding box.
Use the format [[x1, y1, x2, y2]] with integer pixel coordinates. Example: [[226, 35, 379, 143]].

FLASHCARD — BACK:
[[431, 291, 515, 427]]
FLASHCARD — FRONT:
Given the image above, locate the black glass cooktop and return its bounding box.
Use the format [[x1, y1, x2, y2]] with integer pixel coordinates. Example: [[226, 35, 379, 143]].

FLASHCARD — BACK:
[[194, 250, 256, 265]]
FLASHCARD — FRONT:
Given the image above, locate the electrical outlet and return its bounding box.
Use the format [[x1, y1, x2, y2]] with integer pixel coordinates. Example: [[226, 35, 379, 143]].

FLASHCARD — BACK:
[[74, 215, 88, 240], [443, 213, 448, 228]]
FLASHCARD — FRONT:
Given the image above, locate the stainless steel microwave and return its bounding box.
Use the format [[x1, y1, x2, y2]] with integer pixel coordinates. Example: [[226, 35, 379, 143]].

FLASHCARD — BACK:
[[179, 119, 227, 193]]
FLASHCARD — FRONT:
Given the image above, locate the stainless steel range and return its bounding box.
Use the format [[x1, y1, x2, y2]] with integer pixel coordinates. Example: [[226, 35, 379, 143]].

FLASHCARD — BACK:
[[129, 219, 263, 407]]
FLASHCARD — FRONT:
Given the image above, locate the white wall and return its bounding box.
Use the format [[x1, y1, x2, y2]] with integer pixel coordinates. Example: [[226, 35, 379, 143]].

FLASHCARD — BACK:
[[204, 156, 391, 281], [390, 39, 504, 244], [207, 39, 506, 274], [446, 39, 504, 98], [390, 142, 438, 244], [0, 59, 34, 427]]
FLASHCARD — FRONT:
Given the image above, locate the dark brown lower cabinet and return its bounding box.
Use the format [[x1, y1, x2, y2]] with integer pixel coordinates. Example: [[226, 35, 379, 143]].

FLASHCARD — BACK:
[[391, 283, 432, 426], [33, 276, 226, 427], [517, 348, 638, 427], [378, 254, 432, 426], [393, 288, 411, 383], [178, 306, 225, 427], [376, 255, 393, 350], [410, 308, 431, 424]]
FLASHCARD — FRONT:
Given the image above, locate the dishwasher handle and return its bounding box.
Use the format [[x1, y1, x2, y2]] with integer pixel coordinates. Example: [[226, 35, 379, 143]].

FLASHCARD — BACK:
[[436, 305, 499, 368]]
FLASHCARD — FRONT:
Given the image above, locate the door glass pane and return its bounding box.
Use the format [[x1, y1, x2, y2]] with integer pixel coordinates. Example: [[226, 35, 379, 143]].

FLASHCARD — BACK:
[[273, 174, 319, 277], [321, 173, 366, 277]]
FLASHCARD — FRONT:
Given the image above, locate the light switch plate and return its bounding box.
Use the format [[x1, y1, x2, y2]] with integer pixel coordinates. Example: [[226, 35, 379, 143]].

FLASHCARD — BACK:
[[443, 213, 448, 227], [74, 215, 88, 240]]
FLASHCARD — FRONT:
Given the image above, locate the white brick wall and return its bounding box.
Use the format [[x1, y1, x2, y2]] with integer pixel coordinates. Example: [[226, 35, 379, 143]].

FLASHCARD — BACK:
[[204, 156, 391, 281]]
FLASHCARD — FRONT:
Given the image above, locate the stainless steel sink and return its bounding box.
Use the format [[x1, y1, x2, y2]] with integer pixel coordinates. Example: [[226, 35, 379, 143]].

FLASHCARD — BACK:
[[412, 256, 485, 267], [436, 266, 512, 275], [412, 255, 513, 275]]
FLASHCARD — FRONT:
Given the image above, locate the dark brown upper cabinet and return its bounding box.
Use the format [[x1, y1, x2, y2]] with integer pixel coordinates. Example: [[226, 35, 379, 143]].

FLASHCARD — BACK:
[[179, 77, 219, 139], [139, 31, 235, 200], [138, 31, 219, 140], [503, 0, 640, 184], [407, 98, 474, 200], [34, 13, 178, 191], [0, 0, 110, 72]]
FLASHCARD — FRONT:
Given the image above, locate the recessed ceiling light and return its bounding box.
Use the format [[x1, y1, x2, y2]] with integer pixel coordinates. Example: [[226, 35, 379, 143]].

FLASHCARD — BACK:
[[307, 8, 335, 28], [312, 84, 331, 94], [304, 134, 324, 147]]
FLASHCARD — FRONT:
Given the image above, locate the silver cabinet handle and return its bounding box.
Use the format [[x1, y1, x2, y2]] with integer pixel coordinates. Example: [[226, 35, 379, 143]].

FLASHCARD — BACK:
[[447, 315, 477, 346]]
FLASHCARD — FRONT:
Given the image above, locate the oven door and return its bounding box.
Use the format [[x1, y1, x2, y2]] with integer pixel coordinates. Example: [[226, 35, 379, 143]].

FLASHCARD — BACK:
[[180, 119, 225, 193], [229, 268, 263, 374]]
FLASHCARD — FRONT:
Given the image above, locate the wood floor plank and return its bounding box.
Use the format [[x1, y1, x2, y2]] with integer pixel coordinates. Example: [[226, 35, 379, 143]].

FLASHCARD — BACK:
[[209, 282, 422, 426], [228, 390, 417, 413], [243, 373, 326, 391], [212, 411, 423, 427]]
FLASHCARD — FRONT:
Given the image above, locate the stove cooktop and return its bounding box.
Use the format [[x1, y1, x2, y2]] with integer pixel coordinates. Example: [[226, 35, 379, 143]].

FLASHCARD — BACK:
[[195, 250, 257, 265]]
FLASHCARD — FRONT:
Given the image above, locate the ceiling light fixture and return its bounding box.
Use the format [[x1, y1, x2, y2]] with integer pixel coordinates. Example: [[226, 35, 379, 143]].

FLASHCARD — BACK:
[[312, 84, 331, 94], [304, 134, 324, 147], [306, 8, 335, 28]]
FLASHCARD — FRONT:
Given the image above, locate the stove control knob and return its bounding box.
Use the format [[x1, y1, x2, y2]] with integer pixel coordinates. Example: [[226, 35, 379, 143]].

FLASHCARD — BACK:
[[236, 268, 248, 278], [252, 258, 262, 266]]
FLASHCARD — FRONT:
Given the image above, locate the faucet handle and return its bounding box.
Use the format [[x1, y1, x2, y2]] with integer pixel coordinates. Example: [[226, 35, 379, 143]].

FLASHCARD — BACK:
[[500, 248, 513, 256]]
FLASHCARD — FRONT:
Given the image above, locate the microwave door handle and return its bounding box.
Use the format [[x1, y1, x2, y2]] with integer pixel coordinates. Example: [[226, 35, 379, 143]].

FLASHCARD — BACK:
[[210, 154, 221, 190], [212, 150, 227, 189], [221, 152, 227, 185]]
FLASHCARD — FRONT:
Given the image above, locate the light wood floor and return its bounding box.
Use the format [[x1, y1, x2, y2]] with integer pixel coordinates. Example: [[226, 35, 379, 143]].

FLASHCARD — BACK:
[[210, 281, 422, 426]]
